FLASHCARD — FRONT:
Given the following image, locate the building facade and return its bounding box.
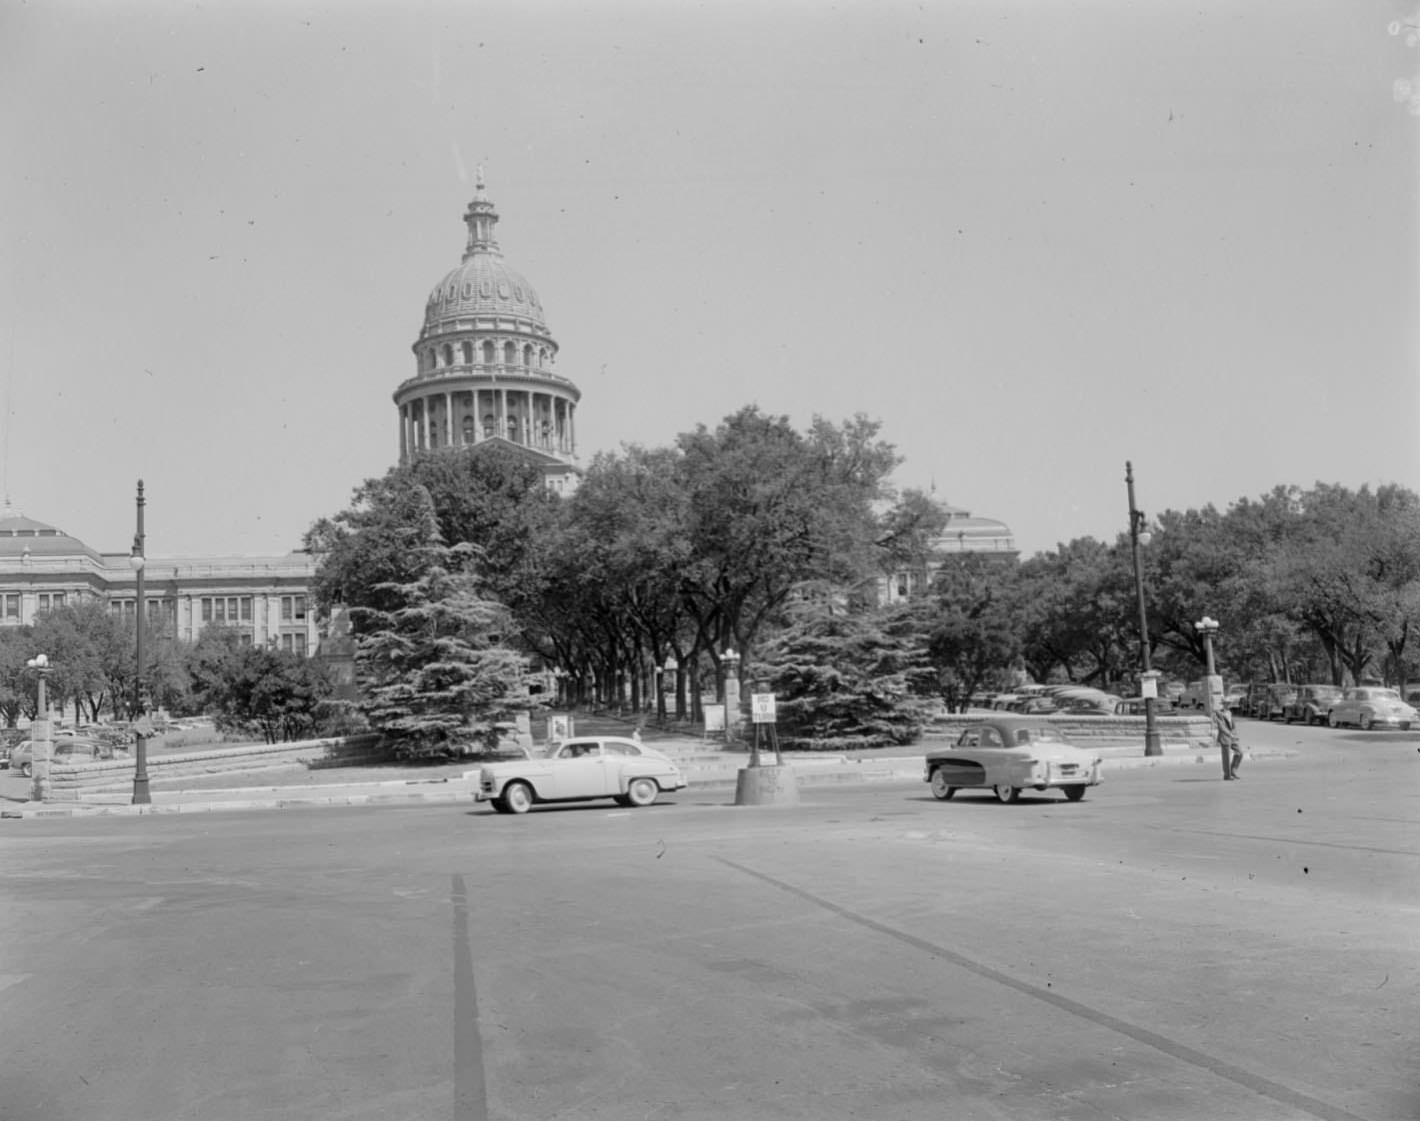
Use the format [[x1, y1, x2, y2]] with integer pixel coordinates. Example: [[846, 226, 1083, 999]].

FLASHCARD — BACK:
[[0, 508, 321, 653]]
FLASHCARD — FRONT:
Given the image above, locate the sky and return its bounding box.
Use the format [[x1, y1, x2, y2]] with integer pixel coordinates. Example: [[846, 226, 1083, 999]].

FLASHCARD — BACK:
[[3, 0, 1418, 562]]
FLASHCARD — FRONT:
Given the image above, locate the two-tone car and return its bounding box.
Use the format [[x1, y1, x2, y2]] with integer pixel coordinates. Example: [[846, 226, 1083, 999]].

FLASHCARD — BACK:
[[923, 715, 1103, 804], [1326, 688, 1416, 731], [476, 735, 688, 814]]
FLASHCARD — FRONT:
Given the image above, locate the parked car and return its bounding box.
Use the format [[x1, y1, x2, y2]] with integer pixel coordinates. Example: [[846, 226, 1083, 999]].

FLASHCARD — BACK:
[[1242, 682, 1296, 721], [475, 736, 687, 814], [1114, 696, 1176, 717], [923, 716, 1103, 804], [6, 738, 103, 777], [1283, 684, 1344, 726], [1051, 689, 1122, 716], [1181, 680, 1208, 709], [1326, 688, 1416, 731], [1223, 683, 1249, 711]]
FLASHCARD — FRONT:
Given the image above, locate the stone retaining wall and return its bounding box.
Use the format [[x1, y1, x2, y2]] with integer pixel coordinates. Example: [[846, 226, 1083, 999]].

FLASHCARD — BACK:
[[45, 734, 384, 800]]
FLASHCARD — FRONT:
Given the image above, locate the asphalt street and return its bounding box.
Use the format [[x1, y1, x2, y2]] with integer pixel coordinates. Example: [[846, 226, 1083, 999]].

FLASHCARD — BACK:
[[1, 721, 1415, 1121]]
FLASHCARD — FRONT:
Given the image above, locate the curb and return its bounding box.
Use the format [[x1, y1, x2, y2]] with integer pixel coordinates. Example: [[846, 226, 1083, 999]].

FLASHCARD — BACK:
[[0, 747, 1297, 819]]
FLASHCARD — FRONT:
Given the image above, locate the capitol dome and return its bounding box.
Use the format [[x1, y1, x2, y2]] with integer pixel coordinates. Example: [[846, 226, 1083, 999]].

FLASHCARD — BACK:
[[395, 172, 581, 491], [420, 243, 548, 340]]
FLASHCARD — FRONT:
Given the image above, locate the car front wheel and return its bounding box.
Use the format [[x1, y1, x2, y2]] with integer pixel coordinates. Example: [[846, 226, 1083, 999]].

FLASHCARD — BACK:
[[1359, 713, 1373, 731], [1062, 785, 1087, 802], [625, 777, 659, 808], [928, 769, 957, 801], [20, 762, 32, 777], [1328, 711, 1340, 728], [993, 783, 1020, 804], [488, 797, 511, 814], [503, 781, 534, 815]]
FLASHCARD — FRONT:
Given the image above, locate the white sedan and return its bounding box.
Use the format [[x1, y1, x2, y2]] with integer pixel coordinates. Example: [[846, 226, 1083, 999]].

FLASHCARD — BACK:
[[476, 736, 687, 814], [923, 716, 1103, 804]]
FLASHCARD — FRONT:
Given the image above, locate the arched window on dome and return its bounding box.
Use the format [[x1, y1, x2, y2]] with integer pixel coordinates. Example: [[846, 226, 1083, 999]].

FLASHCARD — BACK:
[[461, 342, 472, 365], [442, 344, 454, 367], [482, 340, 495, 366], [503, 341, 516, 366], [523, 344, 533, 368], [507, 416, 518, 441], [462, 416, 475, 444], [483, 413, 495, 438], [424, 349, 436, 373]]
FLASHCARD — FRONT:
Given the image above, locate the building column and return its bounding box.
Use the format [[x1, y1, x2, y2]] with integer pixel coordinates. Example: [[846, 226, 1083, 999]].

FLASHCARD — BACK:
[[445, 391, 453, 447]]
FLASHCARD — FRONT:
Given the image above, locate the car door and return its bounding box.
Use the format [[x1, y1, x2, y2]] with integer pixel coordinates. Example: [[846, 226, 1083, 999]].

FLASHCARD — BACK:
[[548, 740, 615, 798]]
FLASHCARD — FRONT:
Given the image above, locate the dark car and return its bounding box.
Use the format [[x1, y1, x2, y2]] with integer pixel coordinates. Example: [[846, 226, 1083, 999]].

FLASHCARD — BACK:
[[1283, 684, 1343, 726], [1243, 682, 1295, 721]]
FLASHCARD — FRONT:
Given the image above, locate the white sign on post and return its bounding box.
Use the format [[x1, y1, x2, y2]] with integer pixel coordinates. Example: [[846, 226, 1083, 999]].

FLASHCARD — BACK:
[[751, 693, 777, 724]]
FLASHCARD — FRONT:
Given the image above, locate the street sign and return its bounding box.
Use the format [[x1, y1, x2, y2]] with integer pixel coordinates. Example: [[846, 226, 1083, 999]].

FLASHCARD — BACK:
[[751, 693, 777, 724]]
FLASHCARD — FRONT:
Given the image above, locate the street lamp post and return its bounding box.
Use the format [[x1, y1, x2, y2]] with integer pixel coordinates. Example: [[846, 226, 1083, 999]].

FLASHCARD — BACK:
[[1126, 462, 1162, 756], [1195, 616, 1227, 778], [26, 654, 50, 802], [129, 480, 151, 805]]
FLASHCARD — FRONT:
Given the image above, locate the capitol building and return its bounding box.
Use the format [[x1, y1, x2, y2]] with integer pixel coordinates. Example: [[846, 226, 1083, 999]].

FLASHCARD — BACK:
[[0, 176, 1011, 650]]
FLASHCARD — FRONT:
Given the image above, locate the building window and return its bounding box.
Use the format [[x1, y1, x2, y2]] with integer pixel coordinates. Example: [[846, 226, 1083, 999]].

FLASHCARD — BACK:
[[2, 594, 18, 620], [36, 592, 66, 612], [294, 634, 307, 656], [202, 598, 213, 622], [281, 595, 307, 622], [281, 634, 294, 652]]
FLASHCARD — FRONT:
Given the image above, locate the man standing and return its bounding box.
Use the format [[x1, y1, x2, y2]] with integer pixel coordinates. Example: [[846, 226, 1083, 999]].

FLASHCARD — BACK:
[[1214, 704, 1243, 779]]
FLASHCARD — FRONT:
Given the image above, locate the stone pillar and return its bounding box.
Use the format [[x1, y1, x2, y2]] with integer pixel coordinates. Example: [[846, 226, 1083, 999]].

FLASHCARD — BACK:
[[445, 391, 453, 447]]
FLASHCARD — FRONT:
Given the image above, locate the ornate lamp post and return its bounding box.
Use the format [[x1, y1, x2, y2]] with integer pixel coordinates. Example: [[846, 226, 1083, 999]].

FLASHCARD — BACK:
[[1126, 462, 1162, 756], [129, 480, 151, 805], [1195, 616, 1227, 777], [26, 654, 51, 802]]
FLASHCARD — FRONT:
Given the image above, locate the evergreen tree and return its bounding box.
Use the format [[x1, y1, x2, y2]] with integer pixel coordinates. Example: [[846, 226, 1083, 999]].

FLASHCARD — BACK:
[[755, 592, 930, 749], [354, 557, 536, 757]]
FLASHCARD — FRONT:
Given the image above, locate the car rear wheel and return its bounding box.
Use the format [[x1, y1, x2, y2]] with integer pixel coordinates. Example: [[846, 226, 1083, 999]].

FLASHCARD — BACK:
[[20, 762, 32, 777], [993, 784, 1020, 804], [1359, 713, 1373, 731], [1062, 785, 1087, 802], [625, 777, 659, 808], [928, 769, 957, 800], [503, 781, 534, 815], [1328, 711, 1340, 728]]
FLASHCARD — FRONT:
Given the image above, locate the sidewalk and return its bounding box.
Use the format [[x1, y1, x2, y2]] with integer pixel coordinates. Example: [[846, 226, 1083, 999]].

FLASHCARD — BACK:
[[0, 720, 1294, 819]]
